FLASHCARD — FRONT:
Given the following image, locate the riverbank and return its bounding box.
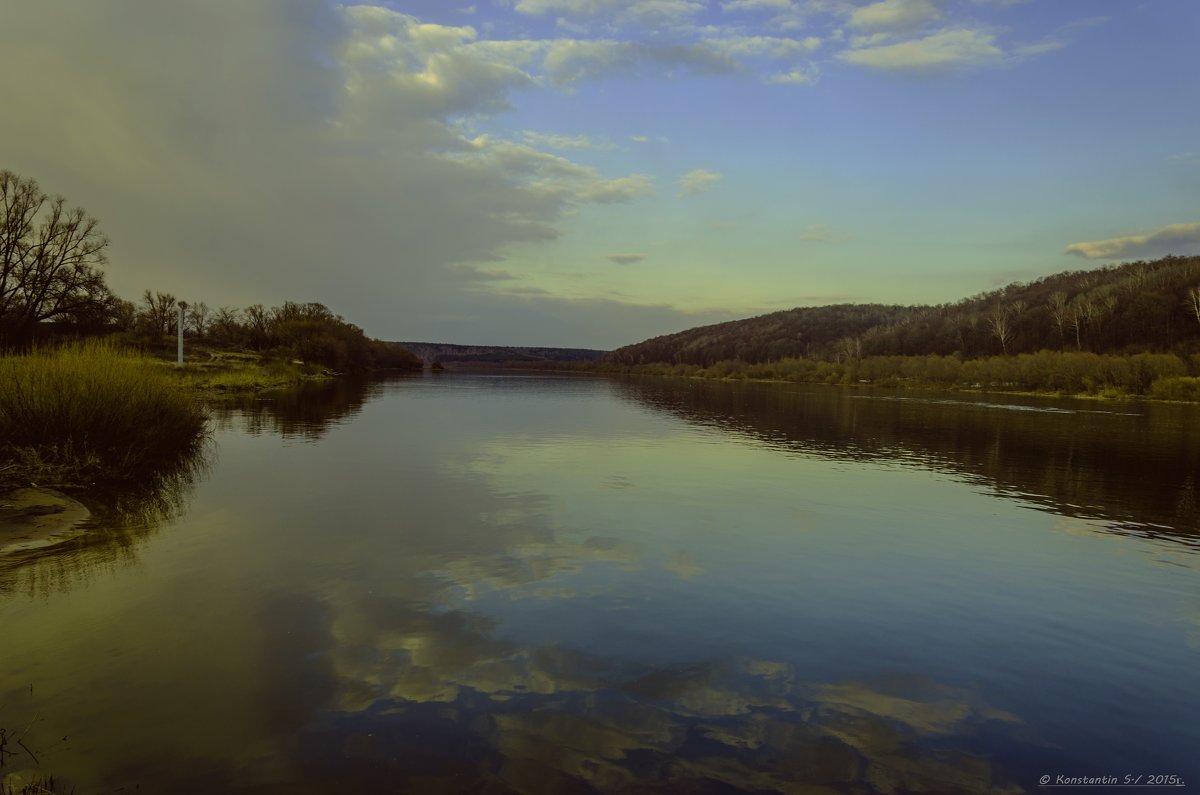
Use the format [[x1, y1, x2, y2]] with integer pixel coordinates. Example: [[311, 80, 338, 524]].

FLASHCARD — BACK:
[[0, 342, 399, 537], [0, 341, 209, 493], [0, 488, 91, 556], [161, 347, 332, 395], [581, 350, 1200, 403], [632, 372, 1200, 404], [0, 340, 421, 524]]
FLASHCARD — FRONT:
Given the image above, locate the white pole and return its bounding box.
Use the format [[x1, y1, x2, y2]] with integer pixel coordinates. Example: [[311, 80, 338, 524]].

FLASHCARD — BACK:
[[177, 301, 187, 367]]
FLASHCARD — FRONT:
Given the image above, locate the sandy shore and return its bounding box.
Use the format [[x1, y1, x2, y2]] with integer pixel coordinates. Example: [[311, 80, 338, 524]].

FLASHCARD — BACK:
[[0, 487, 92, 555]]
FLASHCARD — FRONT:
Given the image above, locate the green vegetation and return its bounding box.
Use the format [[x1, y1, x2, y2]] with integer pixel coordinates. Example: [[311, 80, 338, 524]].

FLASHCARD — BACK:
[[113, 296, 422, 375], [0, 340, 208, 487], [598, 350, 1200, 399], [169, 349, 315, 393], [1150, 376, 1200, 402], [0, 774, 69, 795]]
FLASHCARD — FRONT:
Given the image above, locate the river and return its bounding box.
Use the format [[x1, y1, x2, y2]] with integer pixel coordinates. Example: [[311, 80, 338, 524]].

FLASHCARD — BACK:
[[2, 373, 1197, 793]]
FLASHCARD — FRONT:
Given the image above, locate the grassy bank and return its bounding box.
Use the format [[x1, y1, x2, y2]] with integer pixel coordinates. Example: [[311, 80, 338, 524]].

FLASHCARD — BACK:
[[592, 350, 1200, 402], [0, 341, 209, 489], [162, 346, 325, 393]]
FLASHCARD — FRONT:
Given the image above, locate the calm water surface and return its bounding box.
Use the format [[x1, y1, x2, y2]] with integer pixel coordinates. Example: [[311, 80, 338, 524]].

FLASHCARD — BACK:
[[2, 373, 1198, 793]]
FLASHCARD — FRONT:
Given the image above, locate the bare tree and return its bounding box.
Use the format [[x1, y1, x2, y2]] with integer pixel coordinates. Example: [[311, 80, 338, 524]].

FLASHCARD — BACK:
[[1087, 288, 1119, 346], [0, 170, 113, 343], [140, 289, 179, 337], [1068, 296, 1090, 350], [244, 303, 271, 348], [988, 304, 1014, 354], [1048, 291, 1070, 347], [186, 301, 211, 338], [835, 335, 863, 364], [209, 306, 244, 346], [109, 298, 137, 332]]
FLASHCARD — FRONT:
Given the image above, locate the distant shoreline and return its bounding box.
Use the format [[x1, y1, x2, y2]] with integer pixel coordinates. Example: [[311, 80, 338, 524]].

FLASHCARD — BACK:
[[410, 360, 1200, 404], [575, 350, 1200, 404]]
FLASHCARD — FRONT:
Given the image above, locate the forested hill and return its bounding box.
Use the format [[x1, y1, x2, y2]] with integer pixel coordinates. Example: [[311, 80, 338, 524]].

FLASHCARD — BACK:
[[607, 255, 1200, 366], [607, 305, 922, 366]]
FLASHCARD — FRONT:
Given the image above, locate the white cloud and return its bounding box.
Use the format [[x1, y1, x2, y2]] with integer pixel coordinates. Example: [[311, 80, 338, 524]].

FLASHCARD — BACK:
[[767, 65, 820, 85], [607, 253, 647, 264], [839, 9, 1096, 74], [848, 31, 898, 48], [849, 0, 941, 32], [447, 135, 654, 204], [705, 35, 821, 59], [540, 39, 743, 85], [678, 168, 722, 196], [514, 0, 705, 28], [424, 35, 743, 88], [342, 8, 536, 117], [839, 28, 1003, 71], [0, 2, 668, 346], [1013, 39, 1066, 58], [0, 1, 1103, 347], [1065, 222, 1200, 260], [721, 0, 834, 33], [554, 16, 591, 34], [521, 131, 613, 150]]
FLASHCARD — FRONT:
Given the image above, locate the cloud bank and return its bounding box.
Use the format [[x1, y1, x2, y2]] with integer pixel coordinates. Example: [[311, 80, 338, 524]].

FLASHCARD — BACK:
[[0, 2, 716, 346], [849, 0, 942, 33], [1065, 222, 1200, 260], [840, 28, 1003, 71], [0, 0, 1104, 347]]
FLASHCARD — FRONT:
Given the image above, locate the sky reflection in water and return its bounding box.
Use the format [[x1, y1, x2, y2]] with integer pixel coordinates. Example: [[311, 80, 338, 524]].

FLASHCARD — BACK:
[[1, 373, 1197, 793]]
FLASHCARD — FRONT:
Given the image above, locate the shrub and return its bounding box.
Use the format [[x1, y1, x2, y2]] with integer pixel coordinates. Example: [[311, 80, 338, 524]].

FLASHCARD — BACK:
[[0, 340, 208, 483], [1149, 376, 1200, 402]]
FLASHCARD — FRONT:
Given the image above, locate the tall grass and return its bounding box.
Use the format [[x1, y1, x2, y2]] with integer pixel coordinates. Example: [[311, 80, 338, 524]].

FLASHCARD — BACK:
[[0, 340, 208, 484]]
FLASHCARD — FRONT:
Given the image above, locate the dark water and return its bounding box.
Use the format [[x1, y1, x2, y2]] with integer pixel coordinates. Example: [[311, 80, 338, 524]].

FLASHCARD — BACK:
[[2, 373, 1197, 794]]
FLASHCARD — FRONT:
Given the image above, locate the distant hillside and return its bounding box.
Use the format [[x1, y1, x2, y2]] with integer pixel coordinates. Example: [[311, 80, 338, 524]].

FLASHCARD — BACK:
[[607, 255, 1200, 366], [397, 342, 606, 365], [607, 305, 921, 367]]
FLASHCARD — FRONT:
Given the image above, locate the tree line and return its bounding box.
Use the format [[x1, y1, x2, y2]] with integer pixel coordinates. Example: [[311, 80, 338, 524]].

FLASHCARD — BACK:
[[607, 255, 1200, 367], [0, 169, 418, 372], [110, 291, 420, 372], [603, 350, 1200, 399]]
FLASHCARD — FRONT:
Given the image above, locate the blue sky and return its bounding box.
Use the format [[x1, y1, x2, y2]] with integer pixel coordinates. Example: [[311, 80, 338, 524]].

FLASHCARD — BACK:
[[2, 0, 1197, 347]]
